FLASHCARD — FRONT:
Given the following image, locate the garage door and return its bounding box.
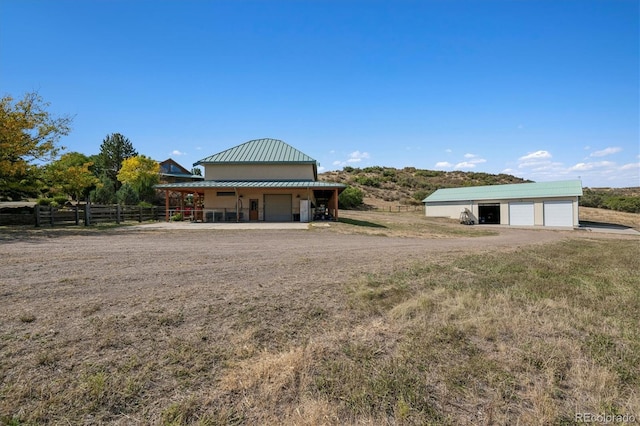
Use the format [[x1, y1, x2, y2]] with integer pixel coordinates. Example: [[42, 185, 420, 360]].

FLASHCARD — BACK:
[[264, 194, 292, 221], [509, 202, 534, 226], [544, 201, 573, 227]]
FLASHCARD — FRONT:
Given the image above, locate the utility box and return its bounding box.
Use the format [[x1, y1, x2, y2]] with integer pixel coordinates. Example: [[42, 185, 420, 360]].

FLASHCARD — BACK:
[[299, 199, 311, 223]]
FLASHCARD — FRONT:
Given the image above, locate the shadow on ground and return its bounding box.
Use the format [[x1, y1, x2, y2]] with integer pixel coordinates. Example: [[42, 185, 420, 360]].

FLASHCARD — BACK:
[[338, 217, 387, 228]]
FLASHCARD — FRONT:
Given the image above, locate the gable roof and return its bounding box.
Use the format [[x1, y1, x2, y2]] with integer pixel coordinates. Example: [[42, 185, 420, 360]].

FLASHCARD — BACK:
[[423, 180, 583, 203], [194, 138, 317, 165], [160, 158, 192, 176]]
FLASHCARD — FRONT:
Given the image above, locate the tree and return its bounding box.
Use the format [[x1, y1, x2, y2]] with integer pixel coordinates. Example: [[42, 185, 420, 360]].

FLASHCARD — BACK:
[[90, 173, 116, 204], [117, 155, 160, 203], [339, 186, 364, 209], [95, 133, 137, 190], [116, 183, 139, 205], [45, 152, 99, 201], [0, 92, 72, 199], [191, 167, 202, 176]]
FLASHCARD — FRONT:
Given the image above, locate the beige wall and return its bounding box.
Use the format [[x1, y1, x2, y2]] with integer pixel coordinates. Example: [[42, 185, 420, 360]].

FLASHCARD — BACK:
[[425, 201, 473, 221], [204, 164, 315, 180], [202, 187, 315, 221]]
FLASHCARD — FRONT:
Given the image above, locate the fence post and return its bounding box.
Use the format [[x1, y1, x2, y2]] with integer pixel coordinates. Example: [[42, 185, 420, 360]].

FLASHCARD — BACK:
[[84, 203, 91, 226], [35, 205, 40, 227], [50, 206, 55, 226], [74, 205, 80, 225], [116, 205, 121, 224], [139, 206, 143, 222]]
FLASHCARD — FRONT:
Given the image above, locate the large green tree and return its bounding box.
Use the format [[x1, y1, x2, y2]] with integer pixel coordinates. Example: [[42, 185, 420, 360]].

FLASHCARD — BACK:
[[0, 92, 72, 199], [45, 152, 99, 201], [95, 133, 137, 191]]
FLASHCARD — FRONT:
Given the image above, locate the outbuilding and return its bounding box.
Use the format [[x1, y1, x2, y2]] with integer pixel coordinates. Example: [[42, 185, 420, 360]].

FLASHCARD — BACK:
[[423, 180, 583, 228]]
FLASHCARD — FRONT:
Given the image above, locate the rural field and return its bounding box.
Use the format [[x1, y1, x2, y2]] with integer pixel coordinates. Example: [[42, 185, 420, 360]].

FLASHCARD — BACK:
[[1, 210, 639, 425]]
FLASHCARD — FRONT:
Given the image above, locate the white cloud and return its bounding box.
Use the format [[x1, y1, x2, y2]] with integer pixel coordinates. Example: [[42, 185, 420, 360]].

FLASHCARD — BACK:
[[318, 166, 325, 172], [455, 161, 477, 169], [435, 161, 452, 168], [620, 162, 640, 171], [332, 160, 342, 166], [519, 150, 552, 161], [464, 153, 477, 159], [569, 161, 615, 171], [445, 149, 452, 153], [347, 150, 370, 163], [590, 147, 622, 157], [172, 150, 186, 156]]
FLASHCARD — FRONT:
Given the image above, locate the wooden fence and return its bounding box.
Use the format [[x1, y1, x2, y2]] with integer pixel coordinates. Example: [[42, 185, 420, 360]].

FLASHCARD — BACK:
[[14, 205, 166, 227], [368, 205, 423, 212]]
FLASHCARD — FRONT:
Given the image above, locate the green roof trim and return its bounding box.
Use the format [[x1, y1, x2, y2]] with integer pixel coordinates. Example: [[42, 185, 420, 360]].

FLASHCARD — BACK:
[[156, 180, 346, 190], [423, 180, 583, 203], [195, 138, 317, 165]]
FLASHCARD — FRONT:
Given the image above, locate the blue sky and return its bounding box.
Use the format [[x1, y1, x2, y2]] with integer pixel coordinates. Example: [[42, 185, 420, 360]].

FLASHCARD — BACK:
[[1, 0, 638, 187]]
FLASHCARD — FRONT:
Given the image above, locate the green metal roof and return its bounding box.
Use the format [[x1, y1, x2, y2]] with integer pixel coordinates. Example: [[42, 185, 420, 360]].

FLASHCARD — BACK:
[[194, 139, 317, 165], [423, 180, 583, 203], [156, 180, 346, 190]]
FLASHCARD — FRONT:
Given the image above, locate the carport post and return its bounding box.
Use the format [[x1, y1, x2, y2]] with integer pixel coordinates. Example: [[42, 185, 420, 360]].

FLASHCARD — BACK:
[[333, 188, 339, 221], [165, 190, 170, 221]]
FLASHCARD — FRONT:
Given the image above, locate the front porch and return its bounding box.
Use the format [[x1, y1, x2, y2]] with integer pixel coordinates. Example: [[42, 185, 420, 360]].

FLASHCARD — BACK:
[[159, 182, 343, 223]]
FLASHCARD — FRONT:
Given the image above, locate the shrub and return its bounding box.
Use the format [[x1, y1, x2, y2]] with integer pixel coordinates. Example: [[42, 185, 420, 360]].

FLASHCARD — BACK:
[[355, 176, 382, 187], [339, 186, 364, 209], [170, 213, 183, 221], [116, 184, 139, 205]]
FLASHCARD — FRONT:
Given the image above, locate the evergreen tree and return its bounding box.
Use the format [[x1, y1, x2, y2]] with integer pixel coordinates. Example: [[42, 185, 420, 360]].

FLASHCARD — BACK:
[[90, 173, 116, 204], [95, 133, 137, 191], [116, 183, 139, 205]]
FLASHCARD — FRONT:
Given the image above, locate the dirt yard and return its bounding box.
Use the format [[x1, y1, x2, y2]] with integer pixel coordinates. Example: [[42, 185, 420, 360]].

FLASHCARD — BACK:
[[1, 211, 638, 424]]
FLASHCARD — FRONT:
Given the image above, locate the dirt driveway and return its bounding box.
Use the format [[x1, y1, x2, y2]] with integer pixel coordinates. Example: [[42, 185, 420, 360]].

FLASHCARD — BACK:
[[0, 222, 610, 319], [1, 213, 638, 422]]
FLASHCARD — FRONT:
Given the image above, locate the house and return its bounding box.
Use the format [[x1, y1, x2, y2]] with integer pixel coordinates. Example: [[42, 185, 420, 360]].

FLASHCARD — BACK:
[[422, 180, 583, 227], [155, 138, 346, 222], [158, 159, 204, 183]]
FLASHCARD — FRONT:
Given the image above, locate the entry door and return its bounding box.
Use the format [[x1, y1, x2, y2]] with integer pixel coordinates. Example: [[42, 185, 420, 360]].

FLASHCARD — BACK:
[[249, 199, 259, 221]]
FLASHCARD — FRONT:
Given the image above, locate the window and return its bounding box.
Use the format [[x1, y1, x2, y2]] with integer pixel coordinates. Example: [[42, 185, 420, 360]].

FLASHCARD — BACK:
[[217, 191, 235, 197]]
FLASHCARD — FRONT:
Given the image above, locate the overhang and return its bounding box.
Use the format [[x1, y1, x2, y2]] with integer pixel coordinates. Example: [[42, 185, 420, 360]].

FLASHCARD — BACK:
[[155, 179, 346, 191]]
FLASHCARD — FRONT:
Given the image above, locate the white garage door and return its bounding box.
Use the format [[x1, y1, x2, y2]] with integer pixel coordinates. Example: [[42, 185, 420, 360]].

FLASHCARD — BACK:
[[544, 201, 573, 227], [264, 194, 292, 222], [509, 202, 534, 226]]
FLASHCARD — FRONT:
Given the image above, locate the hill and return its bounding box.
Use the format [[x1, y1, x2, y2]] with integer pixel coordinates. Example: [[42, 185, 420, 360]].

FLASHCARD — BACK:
[[320, 166, 640, 213], [319, 166, 530, 208]]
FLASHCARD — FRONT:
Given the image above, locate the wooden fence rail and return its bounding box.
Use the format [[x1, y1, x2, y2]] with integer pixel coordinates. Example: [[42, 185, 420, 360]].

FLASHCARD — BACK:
[[30, 205, 165, 227]]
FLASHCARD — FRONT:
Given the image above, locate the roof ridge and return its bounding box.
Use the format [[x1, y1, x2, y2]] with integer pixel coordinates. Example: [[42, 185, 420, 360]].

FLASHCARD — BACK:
[[194, 138, 317, 165]]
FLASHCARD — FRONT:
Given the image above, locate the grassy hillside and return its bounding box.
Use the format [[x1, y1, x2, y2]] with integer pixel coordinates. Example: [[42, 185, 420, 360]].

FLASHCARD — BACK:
[[320, 166, 529, 207], [320, 166, 640, 213]]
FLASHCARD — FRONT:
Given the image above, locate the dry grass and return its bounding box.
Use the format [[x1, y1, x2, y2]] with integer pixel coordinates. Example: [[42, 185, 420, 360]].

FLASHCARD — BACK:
[[580, 206, 640, 230], [1, 209, 639, 424]]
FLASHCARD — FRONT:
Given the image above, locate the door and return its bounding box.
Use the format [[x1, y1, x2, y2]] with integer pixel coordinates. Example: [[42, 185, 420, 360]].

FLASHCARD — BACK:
[[509, 202, 534, 226], [544, 201, 573, 227], [264, 194, 292, 221], [249, 199, 259, 221]]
